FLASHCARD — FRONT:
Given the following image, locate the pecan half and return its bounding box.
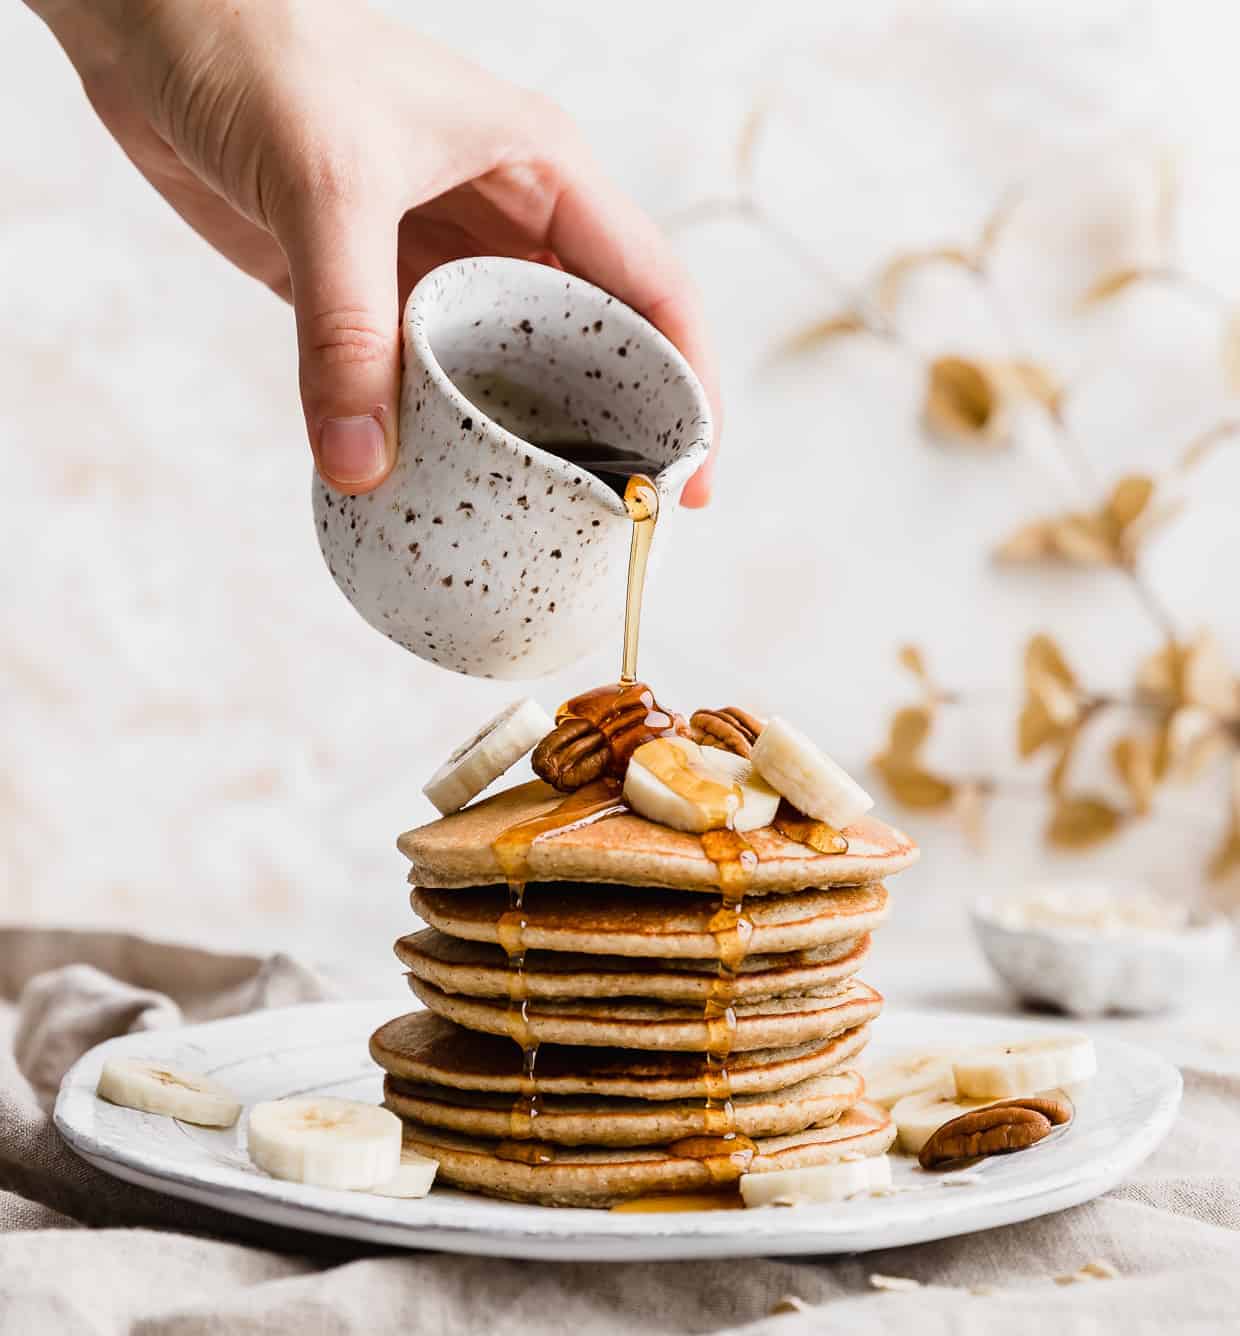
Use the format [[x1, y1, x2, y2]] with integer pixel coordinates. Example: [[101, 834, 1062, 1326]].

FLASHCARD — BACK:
[[690, 707, 765, 757], [997, 1095, 1073, 1126], [531, 718, 609, 792], [918, 1096, 1071, 1170]]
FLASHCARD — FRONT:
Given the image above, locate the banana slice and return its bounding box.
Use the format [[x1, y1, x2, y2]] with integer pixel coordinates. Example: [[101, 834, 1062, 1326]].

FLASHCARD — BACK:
[[750, 718, 874, 829], [953, 1035, 1097, 1100], [623, 737, 781, 834], [96, 1058, 242, 1127], [890, 1089, 999, 1155], [862, 1051, 959, 1110], [423, 698, 555, 816], [247, 1097, 401, 1190], [740, 1154, 892, 1207], [367, 1147, 439, 1199], [694, 746, 782, 832], [623, 737, 740, 832]]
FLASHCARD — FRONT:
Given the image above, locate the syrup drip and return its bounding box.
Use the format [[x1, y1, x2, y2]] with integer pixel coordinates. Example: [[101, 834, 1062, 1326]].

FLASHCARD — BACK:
[[494, 1137, 556, 1166], [547, 475, 679, 785], [611, 826, 761, 1211], [620, 827, 763, 1211], [772, 801, 849, 854], [491, 781, 627, 1165], [666, 1133, 759, 1185]]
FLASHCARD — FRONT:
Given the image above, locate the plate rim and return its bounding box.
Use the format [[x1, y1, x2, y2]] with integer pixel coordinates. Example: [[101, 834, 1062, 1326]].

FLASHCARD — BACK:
[[54, 1000, 1183, 1260]]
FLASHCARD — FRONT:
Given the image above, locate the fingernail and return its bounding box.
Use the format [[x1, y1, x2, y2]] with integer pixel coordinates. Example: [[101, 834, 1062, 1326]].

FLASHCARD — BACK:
[[318, 414, 388, 486]]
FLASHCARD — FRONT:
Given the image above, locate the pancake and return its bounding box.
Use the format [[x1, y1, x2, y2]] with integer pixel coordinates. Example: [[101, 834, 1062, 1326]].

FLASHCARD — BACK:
[[398, 1100, 896, 1206], [410, 882, 889, 959], [370, 1011, 874, 1100], [383, 1067, 861, 1146], [399, 779, 918, 893], [396, 927, 871, 1002], [408, 975, 883, 1052]]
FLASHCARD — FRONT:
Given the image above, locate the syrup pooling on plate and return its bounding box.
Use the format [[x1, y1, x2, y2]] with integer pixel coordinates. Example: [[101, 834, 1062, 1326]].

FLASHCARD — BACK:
[[491, 781, 628, 1163], [611, 1190, 745, 1213]]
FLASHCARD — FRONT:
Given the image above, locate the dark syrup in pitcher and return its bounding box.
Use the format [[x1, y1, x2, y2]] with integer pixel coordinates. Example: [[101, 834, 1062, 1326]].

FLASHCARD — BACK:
[[445, 370, 662, 496], [534, 440, 664, 496]]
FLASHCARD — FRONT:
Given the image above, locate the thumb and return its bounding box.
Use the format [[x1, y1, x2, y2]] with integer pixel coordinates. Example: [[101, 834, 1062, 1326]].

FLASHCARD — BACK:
[[280, 202, 400, 493]]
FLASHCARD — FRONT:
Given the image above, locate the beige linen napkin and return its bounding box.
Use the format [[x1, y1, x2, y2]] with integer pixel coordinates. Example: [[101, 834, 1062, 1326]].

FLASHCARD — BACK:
[[0, 927, 1236, 1335]]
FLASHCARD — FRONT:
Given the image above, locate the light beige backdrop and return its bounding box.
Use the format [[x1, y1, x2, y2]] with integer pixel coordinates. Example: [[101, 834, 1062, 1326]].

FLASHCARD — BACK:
[[3, 0, 1239, 993]]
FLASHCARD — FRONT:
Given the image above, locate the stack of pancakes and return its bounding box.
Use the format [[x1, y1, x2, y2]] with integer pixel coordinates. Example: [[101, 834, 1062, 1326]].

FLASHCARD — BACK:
[[370, 779, 918, 1207]]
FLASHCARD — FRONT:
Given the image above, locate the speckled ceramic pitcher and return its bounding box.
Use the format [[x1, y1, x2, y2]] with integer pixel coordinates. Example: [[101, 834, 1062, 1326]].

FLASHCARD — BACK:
[[313, 257, 712, 679]]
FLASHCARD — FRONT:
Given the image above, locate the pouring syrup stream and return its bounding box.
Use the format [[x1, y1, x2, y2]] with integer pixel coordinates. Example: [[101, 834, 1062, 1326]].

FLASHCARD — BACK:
[[619, 474, 658, 686], [493, 475, 664, 1164], [489, 467, 762, 1202]]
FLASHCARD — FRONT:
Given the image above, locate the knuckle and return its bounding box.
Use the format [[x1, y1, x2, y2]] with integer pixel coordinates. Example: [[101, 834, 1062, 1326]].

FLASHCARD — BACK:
[[293, 145, 366, 209], [302, 309, 392, 369], [274, 130, 390, 223]]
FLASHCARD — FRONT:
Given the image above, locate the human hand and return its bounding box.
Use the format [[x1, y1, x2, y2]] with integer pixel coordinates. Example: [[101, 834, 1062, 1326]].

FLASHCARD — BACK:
[[30, 0, 719, 502]]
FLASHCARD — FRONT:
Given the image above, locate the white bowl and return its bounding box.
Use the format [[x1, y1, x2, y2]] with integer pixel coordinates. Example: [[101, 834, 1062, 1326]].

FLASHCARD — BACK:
[[971, 894, 1232, 1017]]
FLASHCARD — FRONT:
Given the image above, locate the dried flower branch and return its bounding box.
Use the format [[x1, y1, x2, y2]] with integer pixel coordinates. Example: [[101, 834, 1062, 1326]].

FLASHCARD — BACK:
[[669, 106, 1240, 895], [1181, 420, 1240, 471], [994, 474, 1162, 566]]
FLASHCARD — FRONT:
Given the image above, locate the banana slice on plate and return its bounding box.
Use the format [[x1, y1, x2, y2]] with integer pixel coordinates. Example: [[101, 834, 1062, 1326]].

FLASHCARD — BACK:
[[750, 718, 873, 829], [368, 1147, 439, 1198], [953, 1035, 1097, 1100], [892, 1086, 1073, 1154], [247, 1097, 401, 1190], [862, 1051, 959, 1110], [423, 698, 555, 816], [96, 1058, 242, 1128], [890, 1089, 1000, 1154], [740, 1154, 891, 1207]]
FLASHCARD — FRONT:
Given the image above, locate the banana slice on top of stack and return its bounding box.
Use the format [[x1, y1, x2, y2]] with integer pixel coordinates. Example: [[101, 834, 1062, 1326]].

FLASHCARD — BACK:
[[423, 698, 555, 816], [623, 715, 872, 836], [750, 718, 874, 830], [623, 737, 780, 833]]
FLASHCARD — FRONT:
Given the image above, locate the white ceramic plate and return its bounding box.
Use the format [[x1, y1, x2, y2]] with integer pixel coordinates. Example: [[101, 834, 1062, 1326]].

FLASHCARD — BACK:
[[55, 1002, 1180, 1261]]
